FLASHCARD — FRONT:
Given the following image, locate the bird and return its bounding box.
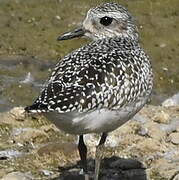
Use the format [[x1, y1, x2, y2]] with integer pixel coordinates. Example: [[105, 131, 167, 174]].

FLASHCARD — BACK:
[[25, 2, 153, 180]]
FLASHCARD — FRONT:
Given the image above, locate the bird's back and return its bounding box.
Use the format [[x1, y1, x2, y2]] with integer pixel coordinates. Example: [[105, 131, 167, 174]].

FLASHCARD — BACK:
[[25, 36, 152, 134]]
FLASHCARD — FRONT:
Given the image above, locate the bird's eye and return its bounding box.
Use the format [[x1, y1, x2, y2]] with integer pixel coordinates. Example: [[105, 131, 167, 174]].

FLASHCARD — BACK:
[[100, 16, 113, 26]]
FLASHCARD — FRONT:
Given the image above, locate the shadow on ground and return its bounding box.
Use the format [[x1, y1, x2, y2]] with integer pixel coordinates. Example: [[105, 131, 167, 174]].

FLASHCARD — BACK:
[[53, 156, 147, 180]]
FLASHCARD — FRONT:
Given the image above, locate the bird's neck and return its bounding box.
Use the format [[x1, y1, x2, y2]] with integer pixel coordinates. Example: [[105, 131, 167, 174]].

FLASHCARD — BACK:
[[120, 22, 139, 41], [90, 27, 139, 42]]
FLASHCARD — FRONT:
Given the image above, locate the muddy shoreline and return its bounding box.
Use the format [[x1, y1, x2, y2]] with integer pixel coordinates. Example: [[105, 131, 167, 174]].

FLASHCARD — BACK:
[[0, 103, 179, 179]]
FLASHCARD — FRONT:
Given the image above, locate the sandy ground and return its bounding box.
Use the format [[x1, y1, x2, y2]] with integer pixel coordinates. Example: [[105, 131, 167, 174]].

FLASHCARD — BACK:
[[0, 98, 179, 179]]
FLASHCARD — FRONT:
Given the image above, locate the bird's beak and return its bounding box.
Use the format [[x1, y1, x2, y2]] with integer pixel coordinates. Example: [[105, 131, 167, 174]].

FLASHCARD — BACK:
[[57, 27, 86, 41]]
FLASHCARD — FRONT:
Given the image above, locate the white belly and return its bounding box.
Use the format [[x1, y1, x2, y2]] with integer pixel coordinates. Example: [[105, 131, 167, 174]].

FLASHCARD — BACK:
[[44, 97, 147, 135]]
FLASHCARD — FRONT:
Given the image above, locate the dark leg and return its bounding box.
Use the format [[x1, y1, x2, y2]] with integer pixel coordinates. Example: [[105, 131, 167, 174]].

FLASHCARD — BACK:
[[98, 132, 107, 146], [94, 132, 108, 180], [78, 135, 89, 180]]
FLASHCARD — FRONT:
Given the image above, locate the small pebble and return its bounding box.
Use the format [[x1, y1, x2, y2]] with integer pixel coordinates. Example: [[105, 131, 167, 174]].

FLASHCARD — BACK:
[[0, 150, 23, 159], [160, 119, 179, 134], [41, 169, 54, 176], [138, 127, 148, 136], [172, 173, 179, 180], [20, 72, 34, 84], [55, 15, 61, 20], [154, 111, 170, 124], [1, 172, 33, 180], [169, 133, 179, 145], [159, 43, 167, 48], [162, 93, 179, 107], [109, 158, 143, 170]]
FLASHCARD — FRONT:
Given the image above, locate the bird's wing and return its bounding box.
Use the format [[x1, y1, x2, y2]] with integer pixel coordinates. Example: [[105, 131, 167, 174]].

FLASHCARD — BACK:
[[25, 39, 146, 113]]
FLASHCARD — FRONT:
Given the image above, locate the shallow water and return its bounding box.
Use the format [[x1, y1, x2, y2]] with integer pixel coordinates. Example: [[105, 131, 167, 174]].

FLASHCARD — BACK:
[[0, 0, 179, 111]]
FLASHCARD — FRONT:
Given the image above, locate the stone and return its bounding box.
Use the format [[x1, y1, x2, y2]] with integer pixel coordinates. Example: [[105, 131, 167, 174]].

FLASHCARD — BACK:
[[172, 173, 179, 180], [145, 122, 166, 141], [162, 93, 179, 107], [41, 169, 54, 176], [109, 158, 143, 170], [153, 111, 170, 124], [9, 107, 25, 121], [0, 150, 23, 160], [160, 119, 179, 134], [169, 133, 179, 145], [12, 127, 48, 143], [1, 172, 33, 180]]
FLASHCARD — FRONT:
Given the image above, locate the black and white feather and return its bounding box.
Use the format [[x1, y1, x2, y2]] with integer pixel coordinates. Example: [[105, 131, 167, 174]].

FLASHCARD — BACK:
[[25, 2, 153, 134]]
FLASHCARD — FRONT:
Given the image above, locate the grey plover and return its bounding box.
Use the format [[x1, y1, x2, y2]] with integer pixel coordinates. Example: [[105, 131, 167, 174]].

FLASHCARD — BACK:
[[25, 2, 153, 180]]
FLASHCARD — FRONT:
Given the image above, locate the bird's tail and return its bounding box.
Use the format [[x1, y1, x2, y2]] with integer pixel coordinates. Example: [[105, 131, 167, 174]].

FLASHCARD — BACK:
[[24, 103, 48, 113]]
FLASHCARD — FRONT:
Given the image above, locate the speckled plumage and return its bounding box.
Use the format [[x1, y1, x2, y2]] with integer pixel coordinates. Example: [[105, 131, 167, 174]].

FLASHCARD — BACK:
[[25, 2, 153, 135]]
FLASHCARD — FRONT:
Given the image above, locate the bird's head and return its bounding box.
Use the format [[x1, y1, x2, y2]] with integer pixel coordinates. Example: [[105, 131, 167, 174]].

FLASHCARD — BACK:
[[58, 2, 138, 41]]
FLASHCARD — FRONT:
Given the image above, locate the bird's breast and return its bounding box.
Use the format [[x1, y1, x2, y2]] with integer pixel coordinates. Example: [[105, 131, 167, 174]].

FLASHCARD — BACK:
[[43, 96, 148, 135]]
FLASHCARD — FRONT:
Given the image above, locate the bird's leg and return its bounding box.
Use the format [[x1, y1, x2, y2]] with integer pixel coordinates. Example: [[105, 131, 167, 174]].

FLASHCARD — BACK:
[[94, 132, 107, 180], [78, 135, 89, 180]]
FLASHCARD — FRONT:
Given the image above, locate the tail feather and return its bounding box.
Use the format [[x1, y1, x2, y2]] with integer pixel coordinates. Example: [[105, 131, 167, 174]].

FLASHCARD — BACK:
[[24, 103, 48, 113]]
